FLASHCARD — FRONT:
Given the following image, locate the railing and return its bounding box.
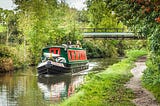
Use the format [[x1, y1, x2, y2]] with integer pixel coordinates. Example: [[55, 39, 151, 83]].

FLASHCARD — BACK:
[[83, 33, 145, 39], [80, 28, 129, 33], [79, 28, 146, 40]]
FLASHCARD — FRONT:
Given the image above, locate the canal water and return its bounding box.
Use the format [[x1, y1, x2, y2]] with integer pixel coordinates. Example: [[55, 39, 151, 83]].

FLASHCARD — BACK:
[[0, 58, 120, 106]]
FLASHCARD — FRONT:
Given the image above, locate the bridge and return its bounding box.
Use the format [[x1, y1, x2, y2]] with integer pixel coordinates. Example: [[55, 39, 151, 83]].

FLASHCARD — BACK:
[[80, 28, 145, 39]]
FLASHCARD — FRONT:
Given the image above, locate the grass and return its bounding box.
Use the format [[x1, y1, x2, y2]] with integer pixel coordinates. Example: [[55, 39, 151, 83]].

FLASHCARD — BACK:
[[142, 59, 160, 103], [59, 49, 147, 106], [144, 85, 160, 102]]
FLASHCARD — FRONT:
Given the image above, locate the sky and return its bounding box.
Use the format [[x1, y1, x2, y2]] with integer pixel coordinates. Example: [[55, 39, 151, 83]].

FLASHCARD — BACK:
[[65, 0, 86, 10], [0, 0, 86, 10], [0, 0, 17, 10]]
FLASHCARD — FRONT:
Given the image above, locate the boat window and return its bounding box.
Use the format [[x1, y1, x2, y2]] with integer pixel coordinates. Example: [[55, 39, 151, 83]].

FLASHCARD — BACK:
[[56, 50, 58, 54], [68, 51, 71, 60], [80, 51, 86, 60], [68, 50, 87, 61], [81, 52, 84, 60], [75, 51, 79, 60], [49, 48, 60, 55], [71, 51, 75, 60]]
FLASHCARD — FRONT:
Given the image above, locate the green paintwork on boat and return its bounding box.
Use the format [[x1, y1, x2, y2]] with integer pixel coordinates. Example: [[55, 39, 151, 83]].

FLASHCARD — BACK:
[[41, 45, 88, 65]]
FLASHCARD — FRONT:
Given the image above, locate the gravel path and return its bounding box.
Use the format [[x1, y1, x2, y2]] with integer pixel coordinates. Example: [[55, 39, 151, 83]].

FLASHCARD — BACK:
[[125, 56, 159, 106]]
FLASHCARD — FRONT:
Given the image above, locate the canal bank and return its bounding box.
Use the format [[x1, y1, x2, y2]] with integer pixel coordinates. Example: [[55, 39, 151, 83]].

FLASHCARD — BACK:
[[59, 50, 147, 106], [0, 57, 120, 106]]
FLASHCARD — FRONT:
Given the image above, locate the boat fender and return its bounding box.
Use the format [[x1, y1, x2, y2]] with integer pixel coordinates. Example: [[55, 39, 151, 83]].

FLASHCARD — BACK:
[[56, 57, 66, 63]]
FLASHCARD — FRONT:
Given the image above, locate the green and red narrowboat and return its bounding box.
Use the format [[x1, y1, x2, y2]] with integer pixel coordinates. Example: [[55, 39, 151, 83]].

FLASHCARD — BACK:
[[37, 45, 89, 75]]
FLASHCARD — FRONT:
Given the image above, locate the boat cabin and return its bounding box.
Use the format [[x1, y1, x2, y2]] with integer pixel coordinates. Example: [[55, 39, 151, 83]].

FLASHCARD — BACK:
[[41, 45, 88, 65]]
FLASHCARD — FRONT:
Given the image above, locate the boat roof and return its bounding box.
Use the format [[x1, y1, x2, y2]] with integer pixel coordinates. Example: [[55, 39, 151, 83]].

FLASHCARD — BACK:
[[43, 46, 64, 50], [42, 45, 85, 50]]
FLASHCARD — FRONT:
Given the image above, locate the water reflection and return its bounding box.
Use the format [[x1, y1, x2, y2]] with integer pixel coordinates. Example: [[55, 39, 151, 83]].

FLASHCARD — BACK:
[[0, 58, 120, 106], [37, 58, 120, 104], [38, 74, 84, 103], [0, 69, 49, 106], [0, 73, 18, 106]]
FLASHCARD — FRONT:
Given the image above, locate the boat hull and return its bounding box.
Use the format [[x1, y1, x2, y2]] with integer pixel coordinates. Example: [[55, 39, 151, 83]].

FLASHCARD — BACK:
[[37, 61, 89, 75]]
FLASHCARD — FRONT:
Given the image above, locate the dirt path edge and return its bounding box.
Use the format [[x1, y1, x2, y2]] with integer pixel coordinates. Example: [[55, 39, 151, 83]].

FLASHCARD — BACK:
[[125, 56, 159, 106]]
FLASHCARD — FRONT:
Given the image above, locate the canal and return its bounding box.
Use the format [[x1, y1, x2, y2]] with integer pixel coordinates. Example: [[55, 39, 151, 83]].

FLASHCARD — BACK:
[[0, 58, 120, 106]]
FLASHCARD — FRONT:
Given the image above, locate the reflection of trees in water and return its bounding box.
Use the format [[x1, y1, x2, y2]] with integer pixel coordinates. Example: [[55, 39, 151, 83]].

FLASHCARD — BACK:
[[0, 69, 49, 106], [0, 73, 13, 105], [38, 74, 84, 102], [0, 73, 24, 106]]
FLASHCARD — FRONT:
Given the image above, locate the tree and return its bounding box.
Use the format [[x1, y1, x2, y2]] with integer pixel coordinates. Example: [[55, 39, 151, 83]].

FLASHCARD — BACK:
[[104, 0, 160, 63], [103, 0, 160, 96], [86, 0, 124, 28], [0, 9, 18, 45], [13, 0, 82, 64], [14, 0, 59, 64]]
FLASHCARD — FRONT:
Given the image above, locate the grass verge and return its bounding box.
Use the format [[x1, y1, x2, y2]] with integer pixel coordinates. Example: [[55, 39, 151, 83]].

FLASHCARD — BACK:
[[59, 50, 147, 106], [142, 59, 160, 103]]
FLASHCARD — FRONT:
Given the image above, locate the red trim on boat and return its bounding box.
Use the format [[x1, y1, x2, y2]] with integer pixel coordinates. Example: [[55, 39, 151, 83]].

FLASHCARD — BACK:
[[49, 48, 60, 55], [68, 50, 87, 61]]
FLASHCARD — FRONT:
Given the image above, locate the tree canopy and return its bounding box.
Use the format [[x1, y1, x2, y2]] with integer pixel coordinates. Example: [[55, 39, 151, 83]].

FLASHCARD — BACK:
[[101, 0, 160, 97]]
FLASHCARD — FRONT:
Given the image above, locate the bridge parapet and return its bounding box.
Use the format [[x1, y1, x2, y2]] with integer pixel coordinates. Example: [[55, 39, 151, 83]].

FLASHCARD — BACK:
[[80, 28, 146, 40], [83, 32, 145, 39], [80, 28, 131, 33]]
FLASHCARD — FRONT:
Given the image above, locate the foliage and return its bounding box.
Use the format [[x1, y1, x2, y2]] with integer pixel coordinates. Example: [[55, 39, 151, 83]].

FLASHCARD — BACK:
[[77, 10, 89, 24], [0, 8, 19, 45], [60, 50, 147, 106], [123, 40, 147, 50], [142, 59, 160, 102], [0, 25, 5, 32], [0, 0, 148, 67], [83, 40, 119, 58], [0, 57, 13, 72], [0, 45, 26, 70], [104, 0, 160, 61], [86, 0, 124, 28], [1, 0, 136, 66], [82, 39, 146, 58], [0, 45, 14, 57], [0, 45, 14, 72], [100, 0, 160, 102], [103, 0, 160, 55], [13, 0, 85, 65], [84, 0, 136, 59], [14, 0, 57, 64]]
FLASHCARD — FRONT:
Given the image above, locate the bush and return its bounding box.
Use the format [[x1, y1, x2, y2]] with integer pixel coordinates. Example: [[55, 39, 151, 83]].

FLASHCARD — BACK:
[[0, 45, 15, 72], [0, 45, 25, 71], [82, 40, 119, 58], [142, 59, 160, 102], [0, 45, 14, 57], [0, 57, 13, 72]]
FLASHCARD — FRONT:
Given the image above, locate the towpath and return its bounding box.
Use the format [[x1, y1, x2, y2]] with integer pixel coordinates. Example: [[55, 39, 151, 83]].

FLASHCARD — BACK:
[[125, 56, 159, 106]]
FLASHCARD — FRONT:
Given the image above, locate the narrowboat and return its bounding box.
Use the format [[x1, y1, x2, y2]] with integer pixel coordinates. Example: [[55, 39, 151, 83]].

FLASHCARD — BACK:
[[37, 44, 89, 75]]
